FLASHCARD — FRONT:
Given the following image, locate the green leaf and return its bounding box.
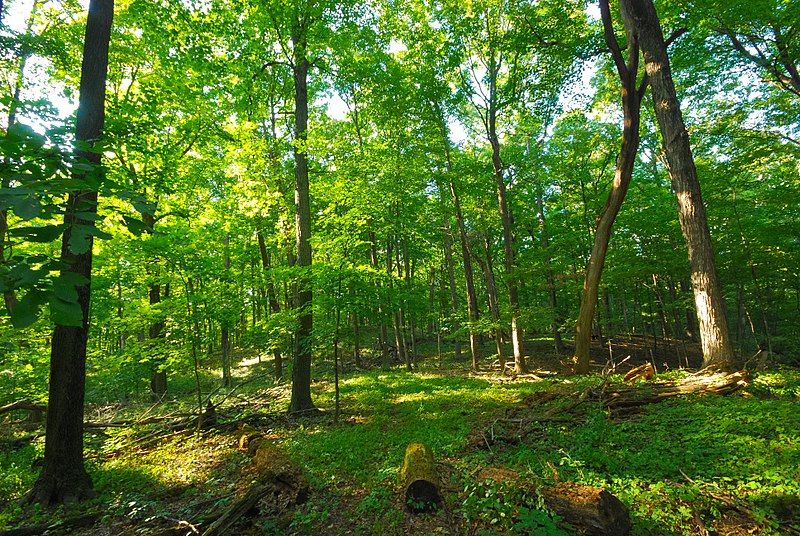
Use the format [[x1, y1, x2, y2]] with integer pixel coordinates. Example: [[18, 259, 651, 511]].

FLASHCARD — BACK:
[[9, 224, 64, 243], [10, 289, 48, 329], [11, 195, 42, 220], [50, 296, 84, 327], [122, 215, 150, 236]]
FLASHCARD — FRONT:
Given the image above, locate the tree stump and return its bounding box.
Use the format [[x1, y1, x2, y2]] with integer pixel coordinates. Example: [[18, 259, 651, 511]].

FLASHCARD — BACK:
[[399, 442, 441, 513]]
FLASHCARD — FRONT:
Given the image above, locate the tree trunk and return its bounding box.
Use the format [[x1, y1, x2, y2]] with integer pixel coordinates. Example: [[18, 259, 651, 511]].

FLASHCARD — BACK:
[[368, 230, 390, 367], [288, 14, 315, 413], [475, 235, 505, 372], [257, 230, 283, 380], [482, 49, 525, 373], [534, 192, 566, 353], [442, 221, 461, 361], [0, 1, 41, 315], [220, 233, 232, 386], [489, 120, 526, 373], [575, 0, 644, 373], [620, 0, 736, 370], [27, 0, 113, 506], [437, 110, 480, 369]]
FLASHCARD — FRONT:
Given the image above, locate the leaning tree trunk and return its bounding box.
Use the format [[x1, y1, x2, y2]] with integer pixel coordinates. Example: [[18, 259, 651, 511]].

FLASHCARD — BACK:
[[620, 0, 736, 370], [575, 0, 645, 373], [288, 14, 315, 413], [27, 0, 113, 506]]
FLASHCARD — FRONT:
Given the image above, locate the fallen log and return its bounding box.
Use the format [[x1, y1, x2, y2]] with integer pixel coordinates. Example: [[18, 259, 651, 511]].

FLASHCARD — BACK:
[[0, 511, 101, 536], [399, 442, 441, 513], [623, 362, 654, 382], [470, 385, 599, 449], [201, 444, 308, 536], [540, 483, 631, 536], [603, 371, 748, 417], [475, 469, 631, 535], [0, 400, 46, 416]]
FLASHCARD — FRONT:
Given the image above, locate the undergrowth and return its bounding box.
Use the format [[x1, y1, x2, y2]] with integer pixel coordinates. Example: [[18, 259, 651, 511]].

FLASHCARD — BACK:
[[1, 356, 798, 535]]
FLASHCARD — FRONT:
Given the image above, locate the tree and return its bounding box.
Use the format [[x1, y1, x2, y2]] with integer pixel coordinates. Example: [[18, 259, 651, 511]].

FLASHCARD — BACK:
[[26, 0, 113, 505], [619, 0, 737, 369], [573, 0, 685, 373]]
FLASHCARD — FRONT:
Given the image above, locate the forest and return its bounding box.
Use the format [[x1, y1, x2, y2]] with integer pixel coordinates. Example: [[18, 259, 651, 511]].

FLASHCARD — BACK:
[[0, 0, 798, 534]]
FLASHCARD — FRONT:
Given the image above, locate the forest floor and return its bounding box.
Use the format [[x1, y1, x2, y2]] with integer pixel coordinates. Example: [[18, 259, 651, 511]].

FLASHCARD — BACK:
[[1, 340, 799, 535]]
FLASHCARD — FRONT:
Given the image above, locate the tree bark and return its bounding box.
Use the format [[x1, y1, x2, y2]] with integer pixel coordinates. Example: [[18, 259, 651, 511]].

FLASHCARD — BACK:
[[27, 0, 113, 506], [489, 105, 526, 372], [220, 234, 232, 386], [368, 230, 390, 367], [288, 11, 315, 413], [442, 221, 461, 361], [620, 0, 737, 370]]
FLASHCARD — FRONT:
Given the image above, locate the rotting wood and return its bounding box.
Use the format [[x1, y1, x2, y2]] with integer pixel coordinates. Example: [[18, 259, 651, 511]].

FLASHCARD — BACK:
[[201, 444, 308, 536], [470, 384, 601, 449], [399, 442, 441, 513], [540, 483, 631, 536], [603, 371, 748, 417], [474, 469, 631, 535], [623, 362, 654, 382]]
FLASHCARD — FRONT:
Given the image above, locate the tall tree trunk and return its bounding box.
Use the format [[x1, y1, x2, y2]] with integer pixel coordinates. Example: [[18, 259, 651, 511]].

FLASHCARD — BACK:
[[27, 0, 113, 505], [575, 0, 645, 373], [534, 192, 566, 353], [620, 0, 737, 370], [475, 235, 505, 372], [288, 14, 315, 412], [442, 221, 462, 361], [489, 118, 525, 372], [257, 230, 283, 380], [0, 2, 42, 314], [480, 48, 526, 373], [220, 233, 232, 387], [143, 211, 167, 400], [436, 108, 480, 369], [368, 230, 389, 366]]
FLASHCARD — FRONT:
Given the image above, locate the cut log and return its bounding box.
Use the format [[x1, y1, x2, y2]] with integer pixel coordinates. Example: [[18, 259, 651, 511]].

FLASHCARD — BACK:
[[474, 469, 631, 535], [623, 362, 654, 382], [399, 442, 441, 513], [540, 483, 631, 536]]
